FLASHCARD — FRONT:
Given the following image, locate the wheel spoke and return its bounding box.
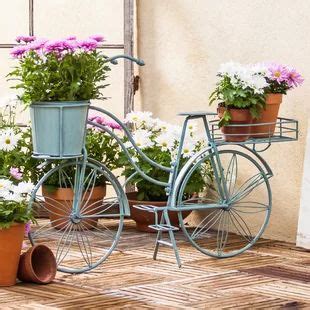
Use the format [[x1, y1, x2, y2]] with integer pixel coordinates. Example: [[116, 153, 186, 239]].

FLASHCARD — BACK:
[[217, 211, 230, 255], [31, 218, 71, 239], [76, 224, 93, 267], [229, 209, 253, 243], [232, 201, 269, 214], [55, 221, 74, 265], [191, 209, 224, 239], [81, 197, 119, 215], [231, 173, 265, 203], [226, 153, 238, 196]]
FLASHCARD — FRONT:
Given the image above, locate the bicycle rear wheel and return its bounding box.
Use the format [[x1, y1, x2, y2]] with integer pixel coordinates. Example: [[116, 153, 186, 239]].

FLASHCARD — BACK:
[[28, 158, 126, 273], [176, 149, 271, 258]]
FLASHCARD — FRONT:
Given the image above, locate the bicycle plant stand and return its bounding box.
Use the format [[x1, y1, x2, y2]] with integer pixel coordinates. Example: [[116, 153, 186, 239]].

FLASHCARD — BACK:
[[27, 56, 298, 273]]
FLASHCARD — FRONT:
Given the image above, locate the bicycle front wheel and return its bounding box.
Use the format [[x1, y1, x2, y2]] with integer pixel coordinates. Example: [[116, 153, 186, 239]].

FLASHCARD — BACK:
[[176, 149, 272, 258], [28, 158, 126, 273]]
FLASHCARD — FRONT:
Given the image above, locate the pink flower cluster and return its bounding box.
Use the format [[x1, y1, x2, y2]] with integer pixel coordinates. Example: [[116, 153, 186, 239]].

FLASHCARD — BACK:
[[9, 167, 23, 180], [88, 115, 122, 131], [268, 64, 304, 88], [10, 34, 105, 59]]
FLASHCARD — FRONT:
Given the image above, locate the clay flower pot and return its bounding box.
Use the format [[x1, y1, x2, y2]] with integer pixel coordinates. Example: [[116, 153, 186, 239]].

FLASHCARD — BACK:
[[217, 106, 253, 142], [42, 185, 106, 230], [251, 93, 283, 138], [127, 192, 191, 233], [0, 223, 25, 287], [18, 244, 56, 284]]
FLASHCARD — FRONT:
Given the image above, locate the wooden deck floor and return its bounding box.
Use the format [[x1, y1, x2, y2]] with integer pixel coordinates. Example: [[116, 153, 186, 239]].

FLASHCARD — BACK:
[[1, 220, 309, 309]]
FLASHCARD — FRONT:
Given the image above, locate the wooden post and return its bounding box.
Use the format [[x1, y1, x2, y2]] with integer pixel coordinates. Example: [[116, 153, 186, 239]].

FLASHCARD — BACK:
[[124, 0, 135, 117]]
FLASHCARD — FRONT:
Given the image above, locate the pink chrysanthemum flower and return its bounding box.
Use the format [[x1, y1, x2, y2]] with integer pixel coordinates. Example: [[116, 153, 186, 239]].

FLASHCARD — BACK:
[[89, 34, 105, 43], [286, 68, 304, 88], [9, 167, 23, 180], [25, 222, 31, 234], [268, 64, 289, 83], [10, 45, 28, 58], [27, 38, 48, 51], [77, 39, 98, 51], [16, 35, 36, 43], [106, 120, 122, 130], [44, 39, 76, 54], [88, 114, 122, 130]]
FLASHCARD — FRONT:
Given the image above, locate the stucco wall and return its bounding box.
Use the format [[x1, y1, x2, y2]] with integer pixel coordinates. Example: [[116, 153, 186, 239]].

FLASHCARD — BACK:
[[136, 0, 310, 242]]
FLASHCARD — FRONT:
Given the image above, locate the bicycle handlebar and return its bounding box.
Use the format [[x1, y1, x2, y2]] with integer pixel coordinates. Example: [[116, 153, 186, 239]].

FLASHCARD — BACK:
[[105, 54, 145, 66]]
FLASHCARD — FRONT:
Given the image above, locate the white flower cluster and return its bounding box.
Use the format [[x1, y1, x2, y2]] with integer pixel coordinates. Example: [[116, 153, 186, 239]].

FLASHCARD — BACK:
[[218, 61, 268, 94], [0, 128, 22, 152], [0, 178, 33, 203], [124, 111, 204, 158]]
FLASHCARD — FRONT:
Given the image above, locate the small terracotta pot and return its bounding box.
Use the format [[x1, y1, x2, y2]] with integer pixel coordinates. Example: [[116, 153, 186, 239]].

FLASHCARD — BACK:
[[127, 192, 191, 233], [18, 245, 56, 284], [251, 94, 283, 138], [0, 223, 25, 287], [217, 106, 253, 142], [42, 185, 106, 230]]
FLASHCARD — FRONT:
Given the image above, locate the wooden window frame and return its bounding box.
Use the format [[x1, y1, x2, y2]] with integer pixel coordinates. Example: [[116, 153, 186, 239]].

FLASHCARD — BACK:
[[0, 0, 135, 116]]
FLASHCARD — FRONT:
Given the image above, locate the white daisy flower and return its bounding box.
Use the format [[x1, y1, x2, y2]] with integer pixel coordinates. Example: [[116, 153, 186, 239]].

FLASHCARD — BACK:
[[15, 181, 34, 194], [155, 132, 175, 151], [188, 122, 198, 134], [3, 191, 24, 203], [124, 111, 153, 127], [0, 129, 21, 151], [0, 179, 13, 194], [132, 129, 154, 149], [182, 137, 197, 158]]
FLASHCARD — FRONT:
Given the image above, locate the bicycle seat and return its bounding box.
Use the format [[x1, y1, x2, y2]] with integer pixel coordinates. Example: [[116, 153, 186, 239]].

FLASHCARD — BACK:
[[178, 111, 217, 117]]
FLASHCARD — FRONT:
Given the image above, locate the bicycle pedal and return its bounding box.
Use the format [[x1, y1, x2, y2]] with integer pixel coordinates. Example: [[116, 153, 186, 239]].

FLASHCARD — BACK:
[[133, 205, 166, 213], [148, 224, 179, 231]]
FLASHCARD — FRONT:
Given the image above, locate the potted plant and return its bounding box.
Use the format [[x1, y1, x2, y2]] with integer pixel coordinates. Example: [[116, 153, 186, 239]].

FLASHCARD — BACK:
[[120, 111, 213, 232], [209, 62, 267, 142], [41, 114, 122, 229], [251, 63, 303, 137], [0, 178, 34, 286], [7, 34, 110, 157]]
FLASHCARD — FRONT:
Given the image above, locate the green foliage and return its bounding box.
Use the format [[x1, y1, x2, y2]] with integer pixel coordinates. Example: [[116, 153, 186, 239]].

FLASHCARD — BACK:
[[209, 76, 266, 127], [0, 200, 33, 229], [265, 78, 289, 94], [42, 127, 122, 187], [119, 146, 210, 201], [7, 51, 111, 106]]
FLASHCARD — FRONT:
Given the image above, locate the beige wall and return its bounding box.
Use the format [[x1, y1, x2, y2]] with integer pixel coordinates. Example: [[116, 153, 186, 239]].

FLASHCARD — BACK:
[[136, 0, 310, 242]]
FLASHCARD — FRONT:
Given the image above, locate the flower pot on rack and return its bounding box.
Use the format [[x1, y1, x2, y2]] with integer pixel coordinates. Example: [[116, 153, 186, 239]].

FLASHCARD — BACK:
[[42, 185, 106, 230], [217, 107, 253, 142], [251, 94, 283, 138], [127, 192, 191, 233], [30, 101, 90, 158], [0, 223, 25, 286], [17, 245, 56, 284]]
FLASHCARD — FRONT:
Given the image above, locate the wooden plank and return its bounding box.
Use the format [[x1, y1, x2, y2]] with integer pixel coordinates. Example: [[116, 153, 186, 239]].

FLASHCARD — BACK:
[[2, 219, 310, 309]]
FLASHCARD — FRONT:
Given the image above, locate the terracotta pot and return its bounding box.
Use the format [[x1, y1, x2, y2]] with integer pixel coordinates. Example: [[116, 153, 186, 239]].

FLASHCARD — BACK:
[[127, 192, 191, 233], [251, 94, 283, 138], [217, 106, 253, 142], [0, 223, 25, 286], [18, 245, 56, 284], [42, 185, 106, 230]]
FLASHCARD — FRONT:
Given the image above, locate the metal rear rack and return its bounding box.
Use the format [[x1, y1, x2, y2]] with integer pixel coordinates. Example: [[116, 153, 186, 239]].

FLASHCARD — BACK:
[[209, 117, 298, 151]]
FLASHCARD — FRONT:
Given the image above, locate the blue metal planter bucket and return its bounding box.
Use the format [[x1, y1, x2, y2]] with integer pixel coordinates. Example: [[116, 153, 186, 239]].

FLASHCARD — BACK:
[[30, 101, 90, 158]]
